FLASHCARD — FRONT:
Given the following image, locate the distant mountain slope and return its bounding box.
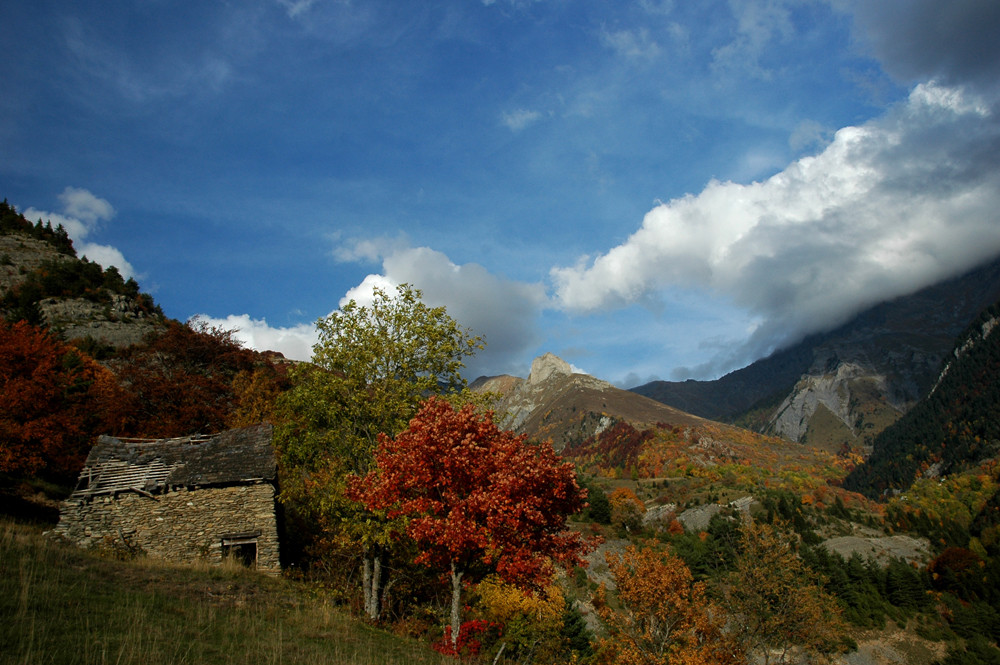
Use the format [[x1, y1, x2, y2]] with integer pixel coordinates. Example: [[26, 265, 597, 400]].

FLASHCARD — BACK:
[[632, 256, 1000, 450], [843, 302, 1000, 498], [472, 353, 706, 451], [0, 200, 165, 348]]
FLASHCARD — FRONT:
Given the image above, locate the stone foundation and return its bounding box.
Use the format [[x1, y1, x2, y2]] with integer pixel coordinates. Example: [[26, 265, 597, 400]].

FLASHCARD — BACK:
[[53, 482, 280, 574]]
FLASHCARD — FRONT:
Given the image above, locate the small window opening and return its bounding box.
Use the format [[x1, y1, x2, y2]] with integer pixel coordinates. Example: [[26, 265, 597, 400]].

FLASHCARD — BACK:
[[221, 532, 259, 568]]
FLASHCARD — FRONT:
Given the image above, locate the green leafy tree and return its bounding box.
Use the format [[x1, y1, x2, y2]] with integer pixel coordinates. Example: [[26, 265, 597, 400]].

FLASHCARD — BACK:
[[274, 283, 483, 620]]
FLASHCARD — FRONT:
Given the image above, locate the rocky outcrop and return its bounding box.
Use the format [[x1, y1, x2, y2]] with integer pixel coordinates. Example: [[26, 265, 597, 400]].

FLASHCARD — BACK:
[[490, 353, 612, 430], [38, 295, 161, 347], [821, 534, 930, 566], [767, 362, 891, 444], [1, 229, 164, 347], [0, 234, 71, 295], [527, 352, 574, 386]]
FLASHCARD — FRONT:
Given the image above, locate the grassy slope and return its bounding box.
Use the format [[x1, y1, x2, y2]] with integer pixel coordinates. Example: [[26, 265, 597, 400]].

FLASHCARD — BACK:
[[0, 519, 447, 665]]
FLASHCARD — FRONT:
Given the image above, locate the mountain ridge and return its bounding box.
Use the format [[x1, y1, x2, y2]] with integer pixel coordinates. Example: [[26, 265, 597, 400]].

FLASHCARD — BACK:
[[631, 255, 1000, 451], [472, 352, 709, 451]]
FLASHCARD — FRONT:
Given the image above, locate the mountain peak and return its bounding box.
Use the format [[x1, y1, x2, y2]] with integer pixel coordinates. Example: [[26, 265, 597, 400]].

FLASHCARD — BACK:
[[528, 353, 573, 386]]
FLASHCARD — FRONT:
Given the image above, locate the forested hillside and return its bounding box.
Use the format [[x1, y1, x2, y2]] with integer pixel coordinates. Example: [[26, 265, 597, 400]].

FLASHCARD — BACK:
[[844, 303, 1000, 498], [0, 200, 289, 483]]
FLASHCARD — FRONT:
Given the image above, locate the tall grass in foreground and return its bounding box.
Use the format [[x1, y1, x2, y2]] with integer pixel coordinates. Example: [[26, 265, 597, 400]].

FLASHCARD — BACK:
[[0, 519, 450, 665]]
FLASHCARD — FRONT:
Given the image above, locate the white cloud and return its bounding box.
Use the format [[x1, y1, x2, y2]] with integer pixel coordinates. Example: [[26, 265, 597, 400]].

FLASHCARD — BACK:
[[341, 245, 548, 378], [600, 27, 661, 61], [76, 243, 136, 280], [24, 187, 136, 279], [333, 234, 409, 263], [277, 0, 320, 18], [788, 120, 832, 152], [552, 82, 1000, 361], [59, 186, 114, 224], [341, 273, 399, 307], [501, 108, 542, 132], [711, 0, 795, 79], [189, 314, 318, 362], [63, 19, 234, 104]]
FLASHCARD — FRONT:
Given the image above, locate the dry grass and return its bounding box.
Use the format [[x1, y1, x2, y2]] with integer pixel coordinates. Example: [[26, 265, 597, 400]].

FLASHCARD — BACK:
[[0, 519, 450, 665]]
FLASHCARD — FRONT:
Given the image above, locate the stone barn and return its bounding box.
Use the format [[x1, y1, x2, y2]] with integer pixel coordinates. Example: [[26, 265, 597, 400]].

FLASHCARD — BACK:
[[53, 424, 280, 573]]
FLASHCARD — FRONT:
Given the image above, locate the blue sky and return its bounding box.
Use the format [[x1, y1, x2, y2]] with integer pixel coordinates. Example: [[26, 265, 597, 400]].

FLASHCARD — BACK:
[[3, 0, 1000, 386]]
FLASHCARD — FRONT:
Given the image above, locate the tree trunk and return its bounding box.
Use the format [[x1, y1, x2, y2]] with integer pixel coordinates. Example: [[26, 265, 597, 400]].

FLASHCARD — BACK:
[[450, 562, 463, 648], [371, 554, 382, 618], [362, 557, 373, 618], [361, 552, 383, 621]]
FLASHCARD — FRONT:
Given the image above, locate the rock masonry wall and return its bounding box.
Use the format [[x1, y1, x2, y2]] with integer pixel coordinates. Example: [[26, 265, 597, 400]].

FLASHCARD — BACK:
[[53, 482, 280, 574]]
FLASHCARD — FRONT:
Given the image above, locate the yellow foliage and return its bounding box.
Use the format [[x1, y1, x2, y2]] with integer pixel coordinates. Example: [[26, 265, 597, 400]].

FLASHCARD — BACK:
[[475, 576, 567, 664], [608, 487, 645, 513], [476, 576, 564, 630]]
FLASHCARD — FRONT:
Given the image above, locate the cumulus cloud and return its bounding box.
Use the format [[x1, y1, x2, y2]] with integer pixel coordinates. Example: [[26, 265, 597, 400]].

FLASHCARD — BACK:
[[340, 245, 548, 378], [59, 186, 114, 225], [333, 234, 409, 263], [552, 82, 1000, 364], [24, 187, 136, 279], [190, 314, 318, 361]]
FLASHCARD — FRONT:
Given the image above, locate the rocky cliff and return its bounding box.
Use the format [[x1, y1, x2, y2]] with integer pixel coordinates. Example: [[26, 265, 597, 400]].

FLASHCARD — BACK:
[[1, 219, 164, 348]]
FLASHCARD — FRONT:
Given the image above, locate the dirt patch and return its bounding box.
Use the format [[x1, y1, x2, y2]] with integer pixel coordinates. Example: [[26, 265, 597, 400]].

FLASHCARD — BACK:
[[822, 535, 931, 565], [834, 623, 947, 665]]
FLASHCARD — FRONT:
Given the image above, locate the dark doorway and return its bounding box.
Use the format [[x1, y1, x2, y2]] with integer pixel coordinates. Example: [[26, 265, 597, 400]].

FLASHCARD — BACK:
[[221, 532, 260, 568]]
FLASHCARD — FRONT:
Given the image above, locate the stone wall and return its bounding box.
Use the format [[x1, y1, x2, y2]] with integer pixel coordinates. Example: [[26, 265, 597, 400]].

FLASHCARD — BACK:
[[53, 482, 280, 574]]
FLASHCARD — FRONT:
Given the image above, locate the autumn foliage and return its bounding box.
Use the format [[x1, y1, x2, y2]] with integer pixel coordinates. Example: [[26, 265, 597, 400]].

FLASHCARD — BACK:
[[110, 320, 265, 437], [722, 520, 844, 664], [608, 486, 646, 532], [597, 544, 741, 665], [475, 576, 567, 662], [0, 321, 123, 478], [351, 397, 593, 645]]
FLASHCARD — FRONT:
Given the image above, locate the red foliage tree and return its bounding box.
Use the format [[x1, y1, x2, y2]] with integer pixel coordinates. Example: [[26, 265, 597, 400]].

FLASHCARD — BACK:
[[0, 321, 123, 478], [351, 397, 593, 646], [110, 320, 263, 437]]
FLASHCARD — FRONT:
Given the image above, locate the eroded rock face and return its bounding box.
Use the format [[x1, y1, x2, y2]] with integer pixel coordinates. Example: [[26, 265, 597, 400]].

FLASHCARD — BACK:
[[768, 362, 891, 443], [487, 353, 605, 431], [0, 235, 71, 295], [528, 352, 573, 386], [38, 296, 161, 348]]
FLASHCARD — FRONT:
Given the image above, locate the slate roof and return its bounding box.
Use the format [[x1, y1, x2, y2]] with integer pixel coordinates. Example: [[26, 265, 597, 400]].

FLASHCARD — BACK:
[[71, 424, 276, 499]]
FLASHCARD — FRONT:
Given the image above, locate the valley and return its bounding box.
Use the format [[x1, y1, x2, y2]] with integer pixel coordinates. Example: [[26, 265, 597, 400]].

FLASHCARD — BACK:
[[5, 198, 1000, 665]]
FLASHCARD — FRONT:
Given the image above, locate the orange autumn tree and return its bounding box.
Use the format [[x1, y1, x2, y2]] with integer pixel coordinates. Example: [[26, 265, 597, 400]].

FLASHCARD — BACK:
[[597, 545, 742, 665], [0, 320, 123, 479], [351, 397, 593, 649], [609, 486, 646, 532], [721, 520, 844, 665]]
